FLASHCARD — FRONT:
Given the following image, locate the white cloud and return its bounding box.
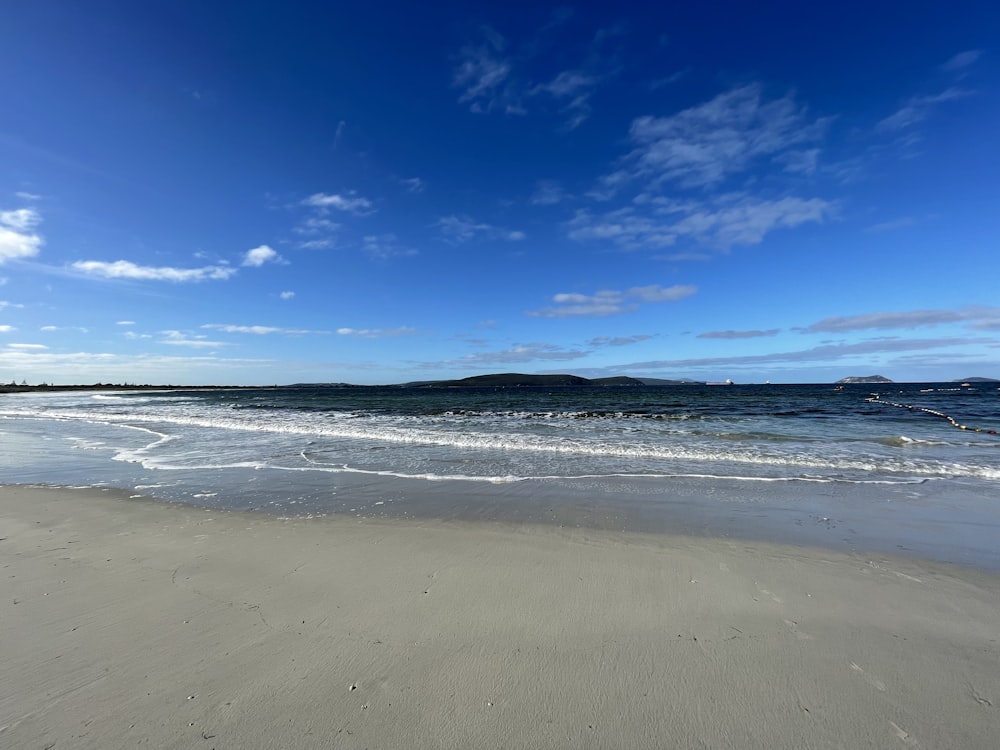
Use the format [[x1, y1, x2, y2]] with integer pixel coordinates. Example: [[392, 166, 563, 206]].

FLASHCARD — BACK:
[[299, 239, 335, 250], [279, 291, 295, 300], [123, 331, 152, 340], [15, 191, 42, 201], [40, 325, 88, 333], [0, 300, 24, 310], [336, 326, 416, 338], [0, 208, 41, 231], [242, 244, 283, 267], [528, 284, 696, 318], [72, 260, 237, 282], [0, 207, 43, 264], [607, 84, 829, 191], [302, 191, 374, 214], [0, 325, 15, 333], [117, 320, 136, 326], [7, 343, 48, 350], [159, 330, 226, 348], [202, 324, 321, 335]]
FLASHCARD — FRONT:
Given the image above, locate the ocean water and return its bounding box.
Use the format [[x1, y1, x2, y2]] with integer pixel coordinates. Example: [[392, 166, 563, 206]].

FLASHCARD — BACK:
[[2, 383, 998, 567]]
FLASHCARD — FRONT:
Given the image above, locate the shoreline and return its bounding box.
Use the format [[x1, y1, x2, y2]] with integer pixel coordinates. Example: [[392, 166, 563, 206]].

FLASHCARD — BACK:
[[3, 485, 998, 749]]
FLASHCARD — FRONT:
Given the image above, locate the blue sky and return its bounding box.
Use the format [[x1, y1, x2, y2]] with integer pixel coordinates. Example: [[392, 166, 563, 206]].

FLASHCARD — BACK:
[[2, 1, 998, 385]]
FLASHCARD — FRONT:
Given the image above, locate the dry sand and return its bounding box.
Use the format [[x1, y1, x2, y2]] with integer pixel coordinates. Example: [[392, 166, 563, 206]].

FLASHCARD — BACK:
[[2, 485, 998, 749]]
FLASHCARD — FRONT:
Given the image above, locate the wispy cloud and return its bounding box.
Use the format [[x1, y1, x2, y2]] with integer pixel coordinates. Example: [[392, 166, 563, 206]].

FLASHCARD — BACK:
[[569, 195, 832, 252], [159, 330, 227, 348], [242, 244, 284, 267], [698, 329, 780, 339], [589, 334, 654, 347], [72, 260, 237, 282], [399, 177, 425, 193], [302, 191, 374, 215], [202, 324, 322, 335], [453, 27, 515, 113], [435, 215, 525, 244], [619, 337, 990, 372], [531, 69, 599, 129], [0, 325, 15, 333], [531, 180, 567, 206], [0, 206, 43, 264], [295, 217, 340, 235], [362, 234, 418, 260], [528, 283, 696, 318], [448, 342, 588, 366], [116, 320, 135, 326], [602, 84, 830, 192], [865, 216, 917, 232], [452, 24, 613, 128], [279, 291, 295, 300], [7, 342, 49, 351], [941, 50, 982, 72], [876, 88, 971, 132], [40, 325, 89, 333], [803, 306, 1000, 333], [336, 326, 416, 338]]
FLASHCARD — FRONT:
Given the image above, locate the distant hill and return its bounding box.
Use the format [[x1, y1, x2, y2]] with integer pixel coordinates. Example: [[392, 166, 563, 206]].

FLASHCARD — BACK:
[[836, 375, 893, 384], [403, 373, 706, 388], [954, 377, 999, 383], [434, 373, 591, 387]]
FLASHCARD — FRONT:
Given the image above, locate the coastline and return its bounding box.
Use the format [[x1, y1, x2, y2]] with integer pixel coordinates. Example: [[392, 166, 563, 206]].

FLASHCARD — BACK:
[[3, 485, 998, 749]]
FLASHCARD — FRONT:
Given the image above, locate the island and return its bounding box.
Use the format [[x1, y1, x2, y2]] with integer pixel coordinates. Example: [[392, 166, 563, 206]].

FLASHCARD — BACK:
[[835, 375, 893, 384]]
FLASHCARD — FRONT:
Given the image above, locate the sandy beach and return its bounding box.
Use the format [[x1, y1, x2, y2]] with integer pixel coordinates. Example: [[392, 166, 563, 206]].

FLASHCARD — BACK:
[[2, 485, 998, 749]]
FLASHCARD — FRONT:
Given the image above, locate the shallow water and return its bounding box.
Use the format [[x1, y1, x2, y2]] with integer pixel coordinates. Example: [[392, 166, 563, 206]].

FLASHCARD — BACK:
[[2, 383, 998, 568]]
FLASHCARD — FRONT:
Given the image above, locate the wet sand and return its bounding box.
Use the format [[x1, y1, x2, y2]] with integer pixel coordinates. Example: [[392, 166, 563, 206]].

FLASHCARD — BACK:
[[2, 485, 998, 748]]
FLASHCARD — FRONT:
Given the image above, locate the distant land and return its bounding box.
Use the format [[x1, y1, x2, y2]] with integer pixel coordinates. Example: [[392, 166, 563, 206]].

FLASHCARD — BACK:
[[399, 373, 702, 388], [3, 373, 997, 394], [836, 375, 893, 384], [0, 383, 258, 394]]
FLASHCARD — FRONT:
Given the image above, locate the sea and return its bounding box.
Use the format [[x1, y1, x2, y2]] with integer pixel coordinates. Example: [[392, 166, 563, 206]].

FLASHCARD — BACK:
[[2, 382, 998, 569]]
